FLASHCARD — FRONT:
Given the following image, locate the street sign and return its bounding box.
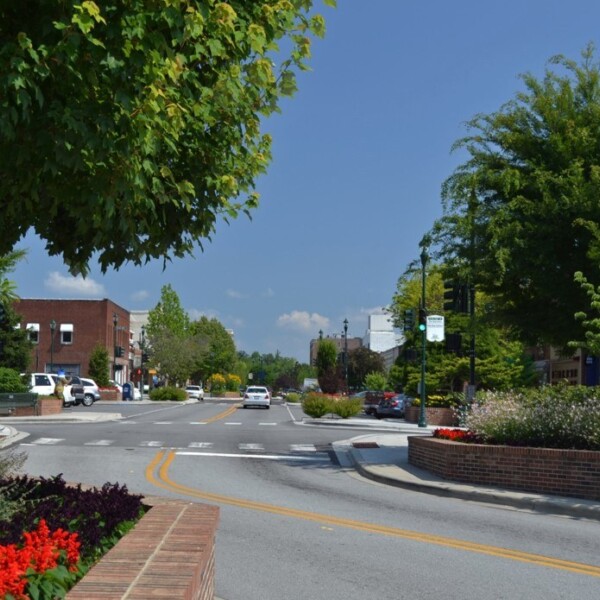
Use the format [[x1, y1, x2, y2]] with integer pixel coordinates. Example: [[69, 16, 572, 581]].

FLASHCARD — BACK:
[[426, 315, 445, 342]]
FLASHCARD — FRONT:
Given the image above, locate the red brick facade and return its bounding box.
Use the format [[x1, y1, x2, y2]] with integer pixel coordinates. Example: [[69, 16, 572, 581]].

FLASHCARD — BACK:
[[408, 436, 600, 501], [404, 406, 459, 426], [13, 299, 131, 382]]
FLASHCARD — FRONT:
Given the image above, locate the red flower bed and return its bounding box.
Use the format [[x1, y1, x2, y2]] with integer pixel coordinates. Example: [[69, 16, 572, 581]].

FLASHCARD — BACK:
[[433, 428, 482, 443], [0, 519, 80, 599]]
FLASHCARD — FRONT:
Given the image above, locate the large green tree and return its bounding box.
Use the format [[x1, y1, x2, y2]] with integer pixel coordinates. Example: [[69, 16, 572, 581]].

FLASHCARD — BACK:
[[347, 347, 385, 390], [434, 46, 600, 350], [189, 316, 236, 380], [0, 1, 334, 274]]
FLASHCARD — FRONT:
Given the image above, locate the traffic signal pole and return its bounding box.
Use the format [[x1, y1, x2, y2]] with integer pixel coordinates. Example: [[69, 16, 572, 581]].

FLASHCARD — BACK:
[[418, 244, 428, 428]]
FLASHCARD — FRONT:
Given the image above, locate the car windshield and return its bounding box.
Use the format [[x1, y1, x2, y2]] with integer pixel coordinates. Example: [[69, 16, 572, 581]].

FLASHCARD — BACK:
[[247, 387, 267, 394]]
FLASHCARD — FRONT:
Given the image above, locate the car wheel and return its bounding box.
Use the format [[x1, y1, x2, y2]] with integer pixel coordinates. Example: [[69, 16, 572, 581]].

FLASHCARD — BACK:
[[265, 405, 270, 409], [82, 394, 94, 407]]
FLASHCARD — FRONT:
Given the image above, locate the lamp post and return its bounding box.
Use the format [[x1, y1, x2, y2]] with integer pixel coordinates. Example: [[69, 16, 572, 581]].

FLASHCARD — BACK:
[[49, 320, 56, 373], [418, 243, 428, 427], [113, 313, 118, 381], [343, 318, 349, 394], [140, 325, 146, 397], [319, 329, 323, 340]]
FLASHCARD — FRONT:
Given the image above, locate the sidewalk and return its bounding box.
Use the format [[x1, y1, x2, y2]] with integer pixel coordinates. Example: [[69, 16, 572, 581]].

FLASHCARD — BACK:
[[2, 407, 600, 521], [299, 416, 600, 521]]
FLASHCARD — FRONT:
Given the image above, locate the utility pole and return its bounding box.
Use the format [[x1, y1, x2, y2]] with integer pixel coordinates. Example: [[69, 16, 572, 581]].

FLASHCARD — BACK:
[[418, 241, 428, 428]]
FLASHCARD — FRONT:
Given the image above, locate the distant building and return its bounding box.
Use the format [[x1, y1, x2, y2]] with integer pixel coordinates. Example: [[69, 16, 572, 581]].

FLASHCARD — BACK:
[[309, 334, 362, 366], [14, 298, 131, 384], [362, 314, 403, 353]]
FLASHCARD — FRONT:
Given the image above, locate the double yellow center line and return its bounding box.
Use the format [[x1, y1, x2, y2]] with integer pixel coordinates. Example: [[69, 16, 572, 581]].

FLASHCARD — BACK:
[[146, 449, 600, 578]]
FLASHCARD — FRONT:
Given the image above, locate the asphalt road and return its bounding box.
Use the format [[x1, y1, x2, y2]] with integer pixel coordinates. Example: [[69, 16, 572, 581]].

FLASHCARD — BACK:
[[13, 401, 600, 600]]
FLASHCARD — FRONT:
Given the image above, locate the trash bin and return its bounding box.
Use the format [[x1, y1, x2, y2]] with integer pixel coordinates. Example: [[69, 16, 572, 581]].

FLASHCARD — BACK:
[[122, 382, 133, 401]]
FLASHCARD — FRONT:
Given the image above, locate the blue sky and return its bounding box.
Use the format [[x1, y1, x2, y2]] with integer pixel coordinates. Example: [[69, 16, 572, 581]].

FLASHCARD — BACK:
[[9, 0, 600, 362]]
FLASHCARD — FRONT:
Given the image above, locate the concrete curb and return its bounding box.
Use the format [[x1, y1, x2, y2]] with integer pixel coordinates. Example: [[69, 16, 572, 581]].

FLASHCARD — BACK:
[[342, 442, 600, 521]]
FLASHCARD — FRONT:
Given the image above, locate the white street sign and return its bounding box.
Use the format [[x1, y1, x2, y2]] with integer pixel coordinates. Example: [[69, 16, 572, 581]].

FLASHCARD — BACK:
[[426, 315, 445, 342]]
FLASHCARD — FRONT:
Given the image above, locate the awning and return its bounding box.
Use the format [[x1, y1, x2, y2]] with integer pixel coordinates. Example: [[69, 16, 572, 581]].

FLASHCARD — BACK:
[[60, 323, 74, 332], [26, 323, 40, 331]]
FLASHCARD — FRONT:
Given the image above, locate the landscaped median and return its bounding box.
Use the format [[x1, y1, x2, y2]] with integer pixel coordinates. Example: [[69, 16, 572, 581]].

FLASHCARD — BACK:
[[408, 436, 600, 501]]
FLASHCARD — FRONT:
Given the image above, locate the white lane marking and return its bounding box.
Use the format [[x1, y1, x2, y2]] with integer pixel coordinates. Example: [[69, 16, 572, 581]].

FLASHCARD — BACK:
[[224, 422, 242, 425], [85, 440, 114, 446], [31, 438, 63, 445], [175, 451, 319, 461], [154, 421, 173, 425], [140, 441, 164, 447], [239, 443, 264, 451], [190, 422, 208, 425], [290, 444, 317, 452], [259, 422, 277, 426], [188, 442, 214, 448]]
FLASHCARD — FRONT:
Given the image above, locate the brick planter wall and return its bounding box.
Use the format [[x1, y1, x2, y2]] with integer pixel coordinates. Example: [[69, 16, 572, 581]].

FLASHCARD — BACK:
[[408, 436, 600, 500], [99, 389, 120, 401], [67, 499, 219, 600], [405, 405, 458, 426], [12, 396, 63, 417]]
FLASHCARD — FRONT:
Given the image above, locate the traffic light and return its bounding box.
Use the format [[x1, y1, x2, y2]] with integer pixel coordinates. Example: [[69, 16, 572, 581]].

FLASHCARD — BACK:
[[0, 302, 5, 325], [142, 352, 149, 363], [115, 345, 125, 357], [444, 281, 469, 313], [403, 309, 415, 332], [418, 307, 427, 331], [445, 332, 462, 354]]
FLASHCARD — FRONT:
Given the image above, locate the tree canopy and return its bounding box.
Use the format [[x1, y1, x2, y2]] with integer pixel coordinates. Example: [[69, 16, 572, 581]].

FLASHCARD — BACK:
[[434, 46, 600, 350], [0, 1, 334, 274]]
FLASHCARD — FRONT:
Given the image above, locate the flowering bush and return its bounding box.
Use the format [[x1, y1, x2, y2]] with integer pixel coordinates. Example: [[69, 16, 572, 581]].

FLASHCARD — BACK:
[[208, 373, 226, 394], [433, 428, 482, 443], [225, 374, 241, 392], [0, 519, 81, 600], [462, 385, 600, 449]]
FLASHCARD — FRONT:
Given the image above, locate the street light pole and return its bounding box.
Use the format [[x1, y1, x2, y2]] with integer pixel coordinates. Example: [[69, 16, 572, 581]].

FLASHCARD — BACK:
[[419, 243, 428, 428], [140, 325, 146, 398], [113, 313, 118, 381], [343, 318, 349, 394], [49, 320, 56, 373]]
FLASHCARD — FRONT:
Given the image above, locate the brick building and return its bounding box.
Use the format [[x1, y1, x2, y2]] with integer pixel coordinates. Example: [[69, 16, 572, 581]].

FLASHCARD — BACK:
[[13, 298, 131, 383]]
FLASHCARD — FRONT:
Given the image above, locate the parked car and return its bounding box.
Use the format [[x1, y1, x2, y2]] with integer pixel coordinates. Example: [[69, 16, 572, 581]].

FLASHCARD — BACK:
[[67, 376, 98, 407], [373, 394, 413, 419], [80, 377, 101, 405], [363, 390, 396, 416], [25, 372, 87, 407], [109, 379, 123, 393], [242, 386, 271, 409], [186, 385, 204, 401]]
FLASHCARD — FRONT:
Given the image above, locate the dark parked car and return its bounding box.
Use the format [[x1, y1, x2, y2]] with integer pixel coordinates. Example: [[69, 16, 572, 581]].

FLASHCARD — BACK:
[[363, 390, 396, 415], [373, 394, 413, 419]]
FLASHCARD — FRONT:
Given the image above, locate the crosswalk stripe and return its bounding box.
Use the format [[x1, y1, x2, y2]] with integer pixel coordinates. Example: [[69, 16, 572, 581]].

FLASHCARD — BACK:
[[84, 440, 113, 446], [32, 438, 63, 445], [188, 442, 214, 448], [289, 444, 317, 452], [140, 441, 164, 447], [238, 443, 264, 451], [259, 422, 277, 426]]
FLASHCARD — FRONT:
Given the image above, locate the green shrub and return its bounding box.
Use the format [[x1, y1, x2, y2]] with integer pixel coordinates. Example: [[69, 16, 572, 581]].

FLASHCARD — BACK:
[[330, 397, 362, 419], [286, 392, 301, 403], [149, 386, 187, 401], [302, 393, 333, 418], [0, 367, 29, 393]]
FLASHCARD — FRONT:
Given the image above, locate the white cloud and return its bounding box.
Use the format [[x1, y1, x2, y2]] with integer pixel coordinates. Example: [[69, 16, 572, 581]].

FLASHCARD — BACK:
[[44, 271, 105, 297], [226, 289, 246, 299], [277, 310, 329, 332], [262, 288, 275, 298]]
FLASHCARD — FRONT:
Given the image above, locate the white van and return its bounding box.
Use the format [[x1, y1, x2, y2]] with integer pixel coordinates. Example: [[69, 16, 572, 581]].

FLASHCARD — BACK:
[[26, 373, 78, 407]]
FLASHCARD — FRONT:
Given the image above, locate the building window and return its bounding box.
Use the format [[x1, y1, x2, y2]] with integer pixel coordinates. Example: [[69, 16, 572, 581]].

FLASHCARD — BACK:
[[60, 323, 74, 345], [26, 323, 40, 344]]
